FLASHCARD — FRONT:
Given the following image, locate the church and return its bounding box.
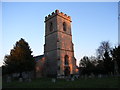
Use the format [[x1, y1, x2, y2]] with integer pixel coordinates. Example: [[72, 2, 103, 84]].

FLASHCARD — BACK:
[[35, 10, 78, 78]]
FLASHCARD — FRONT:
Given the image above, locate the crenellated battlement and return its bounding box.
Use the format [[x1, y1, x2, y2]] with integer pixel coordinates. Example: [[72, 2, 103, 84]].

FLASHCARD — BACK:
[[45, 9, 71, 22]]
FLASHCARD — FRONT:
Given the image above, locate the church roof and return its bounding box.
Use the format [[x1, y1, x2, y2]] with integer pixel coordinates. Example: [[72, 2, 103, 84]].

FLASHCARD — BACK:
[[34, 55, 44, 62]]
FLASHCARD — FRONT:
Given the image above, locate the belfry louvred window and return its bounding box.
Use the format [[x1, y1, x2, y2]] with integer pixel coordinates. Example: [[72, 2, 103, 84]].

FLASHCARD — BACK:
[[64, 55, 69, 65], [63, 22, 66, 31], [50, 22, 53, 31]]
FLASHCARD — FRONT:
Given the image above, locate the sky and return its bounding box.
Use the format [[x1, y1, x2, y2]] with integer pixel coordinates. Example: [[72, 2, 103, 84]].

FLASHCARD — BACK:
[[1, 2, 118, 66], [118, 1, 120, 44]]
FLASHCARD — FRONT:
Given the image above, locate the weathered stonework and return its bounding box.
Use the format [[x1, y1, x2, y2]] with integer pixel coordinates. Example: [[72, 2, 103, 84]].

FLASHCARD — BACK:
[[34, 55, 45, 78], [44, 10, 77, 76]]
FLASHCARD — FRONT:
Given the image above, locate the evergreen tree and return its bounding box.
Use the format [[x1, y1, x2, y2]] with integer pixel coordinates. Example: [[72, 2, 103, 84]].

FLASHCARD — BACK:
[[111, 45, 120, 74], [79, 56, 96, 76], [103, 51, 113, 74], [3, 38, 35, 75]]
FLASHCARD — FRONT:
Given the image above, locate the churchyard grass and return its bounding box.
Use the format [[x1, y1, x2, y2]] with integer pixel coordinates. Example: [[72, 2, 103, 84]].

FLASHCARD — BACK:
[[2, 76, 120, 88]]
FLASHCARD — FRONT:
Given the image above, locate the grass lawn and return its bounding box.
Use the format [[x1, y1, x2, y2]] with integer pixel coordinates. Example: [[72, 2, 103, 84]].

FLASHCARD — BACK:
[[2, 77, 120, 88]]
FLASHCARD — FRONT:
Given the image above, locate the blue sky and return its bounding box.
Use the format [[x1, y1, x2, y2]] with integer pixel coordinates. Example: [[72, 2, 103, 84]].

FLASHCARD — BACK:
[[1, 2, 118, 66]]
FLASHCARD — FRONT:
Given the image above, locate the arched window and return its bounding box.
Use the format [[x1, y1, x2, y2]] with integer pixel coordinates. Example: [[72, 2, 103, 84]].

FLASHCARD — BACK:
[[63, 22, 66, 31], [64, 55, 69, 65], [50, 22, 53, 32]]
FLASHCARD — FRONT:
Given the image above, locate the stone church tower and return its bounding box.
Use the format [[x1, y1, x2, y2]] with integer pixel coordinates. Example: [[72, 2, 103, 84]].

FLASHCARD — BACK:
[[44, 10, 77, 77]]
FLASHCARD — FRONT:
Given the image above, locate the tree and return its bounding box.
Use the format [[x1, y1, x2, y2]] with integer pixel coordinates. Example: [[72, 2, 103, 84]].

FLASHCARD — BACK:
[[79, 56, 89, 68], [3, 38, 35, 76], [79, 56, 96, 76], [96, 60, 106, 75], [111, 45, 120, 74], [96, 41, 113, 75], [96, 41, 112, 60], [103, 51, 113, 74]]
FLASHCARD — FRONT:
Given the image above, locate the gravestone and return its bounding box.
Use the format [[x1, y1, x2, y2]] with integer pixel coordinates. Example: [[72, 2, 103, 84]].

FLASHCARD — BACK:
[[71, 77, 74, 81], [98, 74, 102, 78], [19, 78, 23, 82], [51, 78, 56, 83], [6, 76, 11, 83]]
